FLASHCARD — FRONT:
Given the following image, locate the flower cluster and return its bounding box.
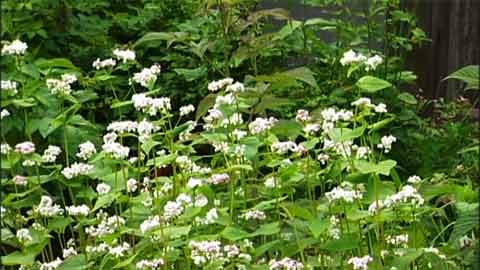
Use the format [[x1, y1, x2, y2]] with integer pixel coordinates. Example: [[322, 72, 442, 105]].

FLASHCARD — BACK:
[[61, 162, 94, 179], [132, 93, 171, 116], [92, 58, 116, 70], [269, 257, 304, 270], [1, 40, 28, 55], [368, 185, 424, 215], [33, 196, 64, 217], [46, 74, 78, 95], [42, 145, 62, 163], [76, 141, 96, 160], [113, 48, 136, 63], [133, 64, 161, 87], [340, 49, 383, 71], [347, 255, 373, 270], [1, 80, 18, 95], [15, 141, 35, 154], [325, 182, 363, 203]]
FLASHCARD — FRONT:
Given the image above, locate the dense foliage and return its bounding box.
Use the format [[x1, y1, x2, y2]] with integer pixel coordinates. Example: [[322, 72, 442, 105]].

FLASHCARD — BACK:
[[1, 1, 478, 270]]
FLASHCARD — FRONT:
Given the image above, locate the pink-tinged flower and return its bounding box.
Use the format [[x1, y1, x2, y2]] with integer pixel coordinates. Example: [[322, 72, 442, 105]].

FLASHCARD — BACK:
[[15, 141, 35, 154]]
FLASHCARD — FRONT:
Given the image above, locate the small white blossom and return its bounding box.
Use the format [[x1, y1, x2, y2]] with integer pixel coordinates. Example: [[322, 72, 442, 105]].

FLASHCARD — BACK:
[[96, 183, 111, 195], [16, 228, 32, 242], [66, 205, 90, 216], [62, 162, 94, 179], [347, 255, 373, 270], [208, 78, 234, 92], [92, 58, 116, 70], [76, 141, 96, 160], [0, 109, 10, 119], [40, 258, 63, 270], [42, 145, 62, 163], [113, 49, 135, 63], [2, 40, 28, 55], [180, 104, 195, 116], [377, 135, 397, 153], [365, 55, 383, 71], [15, 141, 35, 154]]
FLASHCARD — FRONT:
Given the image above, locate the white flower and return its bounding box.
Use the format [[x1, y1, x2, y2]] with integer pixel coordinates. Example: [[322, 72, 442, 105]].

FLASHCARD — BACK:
[[42, 145, 62, 163], [113, 49, 135, 63], [208, 78, 234, 92], [108, 242, 130, 257], [180, 104, 195, 116], [325, 182, 363, 203], [296, 109, 310, 122], [137, 119, 158, 142], [214, 93, 236, 108], [304, 123, 321, 135], [355, 146, 370, 159], [127, 178, 138, 193], [407, 175, 422, 184], [15, 141, 35, 154], [2, 40, 28, 55], [0, 109, 10, 119], [96, 183, 111, 194], [351, 97, 373, 107], [92, 58, 116, 70], [133, 64, 161, 87], [77, 141, 96, 160], [318, 153, 329, 165], [340, 50, 366, 66], [374, 103, 387, 113], [163, 201, 184, 220], [459, 235, 472, 248], [271, 141, 299, 154], [377, 135, 397, 153], [249, 117, 278, 134], [34, 196, 64, 217], [329, 216, 341, 239], [187, 177, 203, 189], [131, 94, 171, 116], [102, 142, 130, 159], [386, 234, 409, 246], [107, 121, 138, 133], [0, 143, 11, 154], [12, 175, 28, 186], [85, 214, 125, 237], [365, 55, 383, 71], [1, 80, 18, 95], [264, 177, 277, 189], [46, 74, 77, 95], [196, 208, 218, 225], [269, 257, 304, 270], [16, 228, 32, 242], [232, 129, 247, 140], [347, 255, 373, 270], [40, 258, 63, 270], [194, 194, 209, 207], [226, 81, 245, 93], [62, 247, 77, 259], [140, 215, 160, 233], [241, 209, 266, 221], [62, 163, 94, 179], [66, 205, 90, 216], [207, 173, 230, 185], [136, 258, 165, 269]]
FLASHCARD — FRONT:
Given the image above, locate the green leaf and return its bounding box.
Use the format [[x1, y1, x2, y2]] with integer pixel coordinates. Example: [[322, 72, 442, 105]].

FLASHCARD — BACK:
[[356, 76, 392, 92], [328, 126, 366, 142], [34, 58, 79, 71], [397, 92, 418, 104], [195, 93, 216, 121], [354, 160, 397, 176], [57, 255, 89, 270], [444, 65, 479, 90], [92, 193, 118, 212], [284, 67, 318, 89], [449, 203, 479, 242], [309, 217, 329, 238], [221, 227, 250, 241], [174, 67, 207, 82], [251, 222, 281, 237], [320, 233, 360, 251], [1, 251, 36, 266], [134, 32, 189, 48]]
